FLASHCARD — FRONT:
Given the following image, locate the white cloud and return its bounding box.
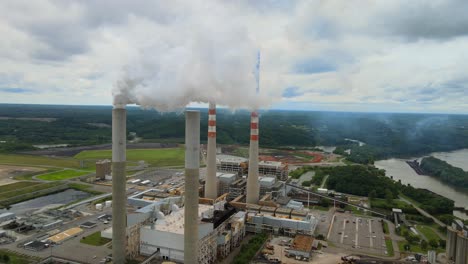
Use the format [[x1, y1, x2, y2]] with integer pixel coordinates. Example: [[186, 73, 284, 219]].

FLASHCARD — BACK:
[[0, 0, 467, 113]]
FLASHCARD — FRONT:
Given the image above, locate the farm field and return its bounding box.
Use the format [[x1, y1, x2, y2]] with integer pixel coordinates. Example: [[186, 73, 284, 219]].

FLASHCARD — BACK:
[[74, 148, 185, 166], [36, 169, 91, 181]]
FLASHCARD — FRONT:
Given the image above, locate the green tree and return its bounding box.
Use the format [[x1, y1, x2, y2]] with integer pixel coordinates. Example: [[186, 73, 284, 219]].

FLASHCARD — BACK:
[[439, 239, 446, 249], [368, 190, 377, 200], [3, 254, 10, 263], [385, 189, 393, 205], [429, 239, 439, 249], [420, 240, 428, 251]]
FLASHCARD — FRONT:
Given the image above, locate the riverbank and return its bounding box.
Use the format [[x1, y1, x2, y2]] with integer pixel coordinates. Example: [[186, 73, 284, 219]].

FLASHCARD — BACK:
[[375, 149, 468, 220]]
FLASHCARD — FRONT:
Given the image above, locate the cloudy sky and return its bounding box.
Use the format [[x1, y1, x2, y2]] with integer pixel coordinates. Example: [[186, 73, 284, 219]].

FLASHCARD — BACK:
[[1, 0, 468, 113]]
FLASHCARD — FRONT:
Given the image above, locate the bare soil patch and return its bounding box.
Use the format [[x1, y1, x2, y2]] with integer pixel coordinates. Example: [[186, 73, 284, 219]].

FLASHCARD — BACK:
[[0, 165, 44, 185]]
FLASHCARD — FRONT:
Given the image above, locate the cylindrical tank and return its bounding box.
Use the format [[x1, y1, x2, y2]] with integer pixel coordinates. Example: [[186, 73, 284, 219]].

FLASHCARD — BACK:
[[105, 200, 112, 208], [96, 204, 103, 210]]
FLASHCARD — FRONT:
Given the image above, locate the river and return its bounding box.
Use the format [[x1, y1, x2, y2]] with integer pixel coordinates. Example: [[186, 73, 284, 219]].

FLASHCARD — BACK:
[[0, 189, 90, 216], [375, 149, 468, 220]]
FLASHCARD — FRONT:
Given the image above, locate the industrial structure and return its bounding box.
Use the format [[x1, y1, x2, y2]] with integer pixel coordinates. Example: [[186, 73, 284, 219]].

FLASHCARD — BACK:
[[205, 103, 218, 199], [216, 155, 287, 181], [111, 105, 127, 264], [446, 219, 468, 264], [258, 161, 288, 181], [246, 111, 260, 204], [216, 154, 247, 175], [184, 110, 200, 264], [96, 159, 112, 180]]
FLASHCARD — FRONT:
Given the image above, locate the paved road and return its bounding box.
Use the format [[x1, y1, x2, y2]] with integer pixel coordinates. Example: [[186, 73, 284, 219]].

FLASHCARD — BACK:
[[398, 195, 446, 228]]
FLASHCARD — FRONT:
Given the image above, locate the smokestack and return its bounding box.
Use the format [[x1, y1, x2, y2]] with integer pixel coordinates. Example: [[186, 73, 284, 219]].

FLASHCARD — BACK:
[[246, 111, 259, 204], [204, 102, 217, 199], [112, 106, 127, 264], [184, 110, 200, 264]]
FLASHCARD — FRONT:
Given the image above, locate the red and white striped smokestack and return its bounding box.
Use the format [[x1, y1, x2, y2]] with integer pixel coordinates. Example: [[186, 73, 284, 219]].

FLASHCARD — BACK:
[[246, 111, 259, 204], [204, 102, 217, 199]]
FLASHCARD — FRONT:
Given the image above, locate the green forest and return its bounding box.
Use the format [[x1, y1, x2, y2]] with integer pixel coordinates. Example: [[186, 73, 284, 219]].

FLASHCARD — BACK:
[[420, 156, 468, 188], [2, 104, 468, 163], [315, 165, 454, 217]]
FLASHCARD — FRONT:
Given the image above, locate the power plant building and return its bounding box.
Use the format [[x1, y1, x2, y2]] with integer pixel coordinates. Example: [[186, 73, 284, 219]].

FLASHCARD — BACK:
[[216, 155, 247, 175], [121, 189, 246, 264], [258, 161, 288, 181], [216, 155, 288, 181]]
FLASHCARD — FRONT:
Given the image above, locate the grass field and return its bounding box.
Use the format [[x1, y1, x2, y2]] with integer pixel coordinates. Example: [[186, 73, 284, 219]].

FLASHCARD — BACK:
[[0, 181, 63, 200], [80, 231, 111, 246], [74, 148, 185, 166], [0, 249, 41, 264], [0, 181, 42, 193], [385, 238, 394, 256], [416, 225, 441, 241], [383, 221, 389, 234], [36, 169, 91, 181], [397, 240, 444, 254], [0, 154, 80, 168]]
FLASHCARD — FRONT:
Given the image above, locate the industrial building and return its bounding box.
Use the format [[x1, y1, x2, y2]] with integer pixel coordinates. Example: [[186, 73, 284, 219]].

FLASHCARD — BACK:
[[287, 234, 316, 260], [216, 155, 289, 181], [258, 161, 288, 181], [446, 220, 468, 264], [228, 178, 247, 200], [104, 188, 246, 264], [216, 154, 247, 175], [0, 212, 16, 223], [217, 172, 237, 197], [259, 177, 284, 198], [245, 205, 317, 236], [96, 159, 112, 180]]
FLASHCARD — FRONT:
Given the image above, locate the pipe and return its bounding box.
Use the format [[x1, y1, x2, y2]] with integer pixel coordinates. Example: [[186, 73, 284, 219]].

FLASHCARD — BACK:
[[246, 111, 260, 204], [184, 110, 200, 264], [112, 106, 127, 264], [204, 102, 217, 199]]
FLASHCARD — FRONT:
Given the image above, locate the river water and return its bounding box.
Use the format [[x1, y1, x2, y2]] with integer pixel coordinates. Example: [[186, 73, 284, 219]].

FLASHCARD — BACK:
[[375, 149, 468, 220], [0, 189, 90, 216]]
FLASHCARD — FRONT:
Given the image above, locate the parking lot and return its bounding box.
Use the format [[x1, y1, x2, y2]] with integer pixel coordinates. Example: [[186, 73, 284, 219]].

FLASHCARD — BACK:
[[328, 213, 387, 256]]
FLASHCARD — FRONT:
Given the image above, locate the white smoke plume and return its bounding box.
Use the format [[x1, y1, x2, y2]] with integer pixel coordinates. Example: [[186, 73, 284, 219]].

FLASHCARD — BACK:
[[112, 1, 272, 111]]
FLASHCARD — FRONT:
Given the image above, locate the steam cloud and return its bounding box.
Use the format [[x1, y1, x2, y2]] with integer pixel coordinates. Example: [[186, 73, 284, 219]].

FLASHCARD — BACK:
[[112, 2, 272, 111]]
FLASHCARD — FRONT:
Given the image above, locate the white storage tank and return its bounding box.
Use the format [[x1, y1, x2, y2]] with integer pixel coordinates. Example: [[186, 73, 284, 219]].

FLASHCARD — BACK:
[[96, 203, 103, 211], [105, 200, 112, 208]]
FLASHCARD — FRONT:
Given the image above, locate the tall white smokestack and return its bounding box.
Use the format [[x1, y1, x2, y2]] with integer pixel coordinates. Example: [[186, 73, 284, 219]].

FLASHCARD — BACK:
[[112, 105, 127, 264], [246, 111, 259, 204], [204, 102, 217, 199], [184, 110, 200, 264]]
